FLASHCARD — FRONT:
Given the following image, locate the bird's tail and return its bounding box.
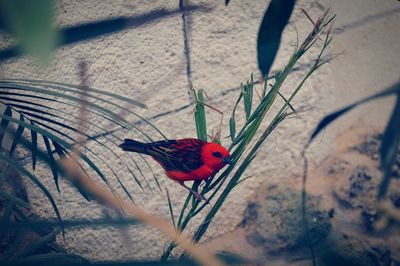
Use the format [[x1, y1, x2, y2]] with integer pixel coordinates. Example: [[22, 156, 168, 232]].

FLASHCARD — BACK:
[[119, 139, 148, 154]]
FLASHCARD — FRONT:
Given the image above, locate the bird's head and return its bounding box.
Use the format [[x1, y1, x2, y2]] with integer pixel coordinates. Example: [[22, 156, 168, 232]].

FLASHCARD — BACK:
[[202, 142, 232, 170]]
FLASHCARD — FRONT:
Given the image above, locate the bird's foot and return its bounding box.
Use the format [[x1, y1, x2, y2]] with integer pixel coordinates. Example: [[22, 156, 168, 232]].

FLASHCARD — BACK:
[[192, 191, 210, 204], [178, 181, 210, 204]]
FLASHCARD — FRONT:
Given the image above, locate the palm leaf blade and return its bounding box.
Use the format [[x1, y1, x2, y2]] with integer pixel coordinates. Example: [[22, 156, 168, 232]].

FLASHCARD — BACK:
[[30, 124, 37, 170], [10, 114, 25, 154], [42, 136, 60, 193], [0, 106, 12, 147]]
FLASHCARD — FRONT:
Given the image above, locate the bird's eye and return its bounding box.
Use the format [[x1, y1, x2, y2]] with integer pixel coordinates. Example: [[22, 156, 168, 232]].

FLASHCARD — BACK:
[[212, 151, 223, 158]]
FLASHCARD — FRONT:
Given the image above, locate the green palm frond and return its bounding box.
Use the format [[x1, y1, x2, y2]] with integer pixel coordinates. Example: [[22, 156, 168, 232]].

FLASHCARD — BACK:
[[0, 79, 165, 227]]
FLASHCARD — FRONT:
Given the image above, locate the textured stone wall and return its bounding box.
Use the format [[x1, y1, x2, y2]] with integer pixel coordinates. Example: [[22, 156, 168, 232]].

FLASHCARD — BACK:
[[0, 0, 399, 261]]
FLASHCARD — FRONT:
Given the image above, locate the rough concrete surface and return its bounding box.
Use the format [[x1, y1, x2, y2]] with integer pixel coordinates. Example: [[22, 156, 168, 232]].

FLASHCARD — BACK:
[[228, 126, 400, 265], [1, 0, 399, 261]]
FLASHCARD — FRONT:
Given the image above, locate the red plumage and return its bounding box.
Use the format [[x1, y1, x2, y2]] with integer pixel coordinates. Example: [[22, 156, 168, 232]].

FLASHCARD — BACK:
[[119, 138, 232, 182]]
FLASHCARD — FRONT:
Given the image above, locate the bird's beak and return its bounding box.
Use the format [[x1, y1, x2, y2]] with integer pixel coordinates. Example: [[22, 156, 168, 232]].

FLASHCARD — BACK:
[[222, 156, 233, 165]]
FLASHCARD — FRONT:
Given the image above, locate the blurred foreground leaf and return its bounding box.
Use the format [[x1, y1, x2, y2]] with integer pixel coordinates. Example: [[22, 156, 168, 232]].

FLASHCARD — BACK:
[[0, 0, 57, 64], [0, 5, 210, 62], [257, 0, 296, 78]]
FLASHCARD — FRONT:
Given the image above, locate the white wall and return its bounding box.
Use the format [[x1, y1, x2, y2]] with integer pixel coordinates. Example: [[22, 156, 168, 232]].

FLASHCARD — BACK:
[[1, 0, 399, 261]]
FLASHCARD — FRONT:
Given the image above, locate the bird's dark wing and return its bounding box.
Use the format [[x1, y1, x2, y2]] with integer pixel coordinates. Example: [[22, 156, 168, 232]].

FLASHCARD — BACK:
[[147, 139, 204, 172]]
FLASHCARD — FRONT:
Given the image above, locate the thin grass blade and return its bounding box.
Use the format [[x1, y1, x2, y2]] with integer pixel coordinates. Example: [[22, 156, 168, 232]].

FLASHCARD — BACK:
[[166, 189, 176, 229], [194, 89, 207, 141], [277, 91, 296, 113], [229, 93, 242, 141], [243, 76, 254, 120]]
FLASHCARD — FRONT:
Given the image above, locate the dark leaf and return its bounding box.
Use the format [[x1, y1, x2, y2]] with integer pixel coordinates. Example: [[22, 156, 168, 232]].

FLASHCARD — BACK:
[[22, 111, 77, 133], [310, 81, 400, 141], [43, 136, 60, 193], [25, 117, 131, 198], [257, 0, 296, 77], [1, 81, 152, 140], [0, 94, 52, 108], [52, 140, 66, 158], [0, 105, 12, 147], [9, 114, 25, 154], [8, 103, 56, 116], [0, 90, 64, 105], [310, 104, 355, 140], [30, 123, 37, 170], [0, 79, 158, 196], [378, 94, 400, 199], [166, 189, 176, 229], [0, 104, 117, 195], [10, 111, 132, 198]]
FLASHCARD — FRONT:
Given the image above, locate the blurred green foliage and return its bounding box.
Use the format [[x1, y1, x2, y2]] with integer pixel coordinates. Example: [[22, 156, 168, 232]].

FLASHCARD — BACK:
[[0, 0, 57, 64]]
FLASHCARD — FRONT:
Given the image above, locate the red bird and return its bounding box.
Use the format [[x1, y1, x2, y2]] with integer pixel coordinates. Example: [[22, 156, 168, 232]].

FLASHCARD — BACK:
[[119, 138, 232, 201]]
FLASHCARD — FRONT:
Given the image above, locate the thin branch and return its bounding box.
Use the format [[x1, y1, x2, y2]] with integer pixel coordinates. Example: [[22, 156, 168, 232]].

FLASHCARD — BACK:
[[180, 0, 195, 104], [301, 8, 316, 26]]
